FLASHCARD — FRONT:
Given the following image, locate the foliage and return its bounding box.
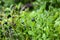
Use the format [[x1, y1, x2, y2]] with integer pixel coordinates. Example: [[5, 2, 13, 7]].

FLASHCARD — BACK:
[[0, 0, 60, 40]]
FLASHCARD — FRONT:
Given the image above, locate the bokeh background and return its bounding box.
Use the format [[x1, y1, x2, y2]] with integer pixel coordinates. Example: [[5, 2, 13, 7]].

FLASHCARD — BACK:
[[0, 0, 60, 40]]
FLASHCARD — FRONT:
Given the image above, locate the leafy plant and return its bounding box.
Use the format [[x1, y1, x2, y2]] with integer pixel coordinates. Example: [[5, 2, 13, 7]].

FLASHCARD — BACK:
[[0, 0, 60, 40]]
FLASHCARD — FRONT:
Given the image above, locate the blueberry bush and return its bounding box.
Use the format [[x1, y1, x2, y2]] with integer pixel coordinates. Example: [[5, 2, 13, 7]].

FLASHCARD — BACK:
[[0, 0, 60, 40]]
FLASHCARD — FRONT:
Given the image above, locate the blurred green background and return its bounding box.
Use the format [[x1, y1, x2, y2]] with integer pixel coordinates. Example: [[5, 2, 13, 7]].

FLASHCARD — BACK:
[[0, 0, 60, 40]]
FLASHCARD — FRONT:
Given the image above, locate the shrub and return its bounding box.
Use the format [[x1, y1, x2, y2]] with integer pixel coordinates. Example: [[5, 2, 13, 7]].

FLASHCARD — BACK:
[[0, 0, 60, 40]]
